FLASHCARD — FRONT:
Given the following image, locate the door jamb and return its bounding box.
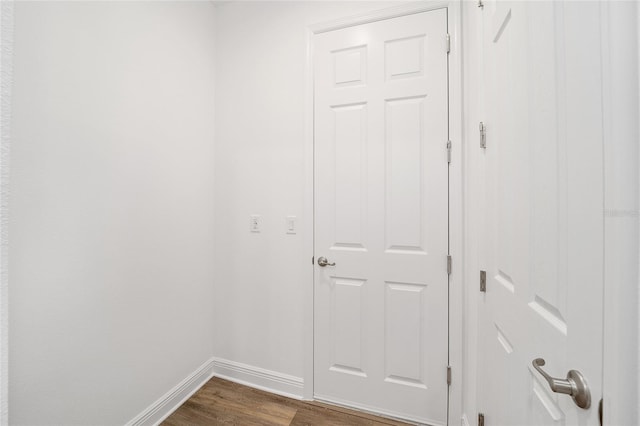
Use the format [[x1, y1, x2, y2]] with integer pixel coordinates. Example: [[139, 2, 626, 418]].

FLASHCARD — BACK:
[[0, 2, 14, 424], [600, 1, 640, 424], [303, 3, 464, 425]]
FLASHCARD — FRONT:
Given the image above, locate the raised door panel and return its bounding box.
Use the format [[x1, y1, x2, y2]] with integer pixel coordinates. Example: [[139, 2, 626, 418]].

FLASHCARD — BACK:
[[330, 278, 367, 377], [332, 103, 368, 251], [384, 282, 427, 388], [333, 45, 367, 87], [385, 96, 427, 253], [385, 35, 425, 80]]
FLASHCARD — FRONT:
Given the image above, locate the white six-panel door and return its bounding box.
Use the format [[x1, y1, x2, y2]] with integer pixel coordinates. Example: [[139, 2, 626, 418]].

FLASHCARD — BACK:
[[313, 9, 449, 425], [478, 2, 604, 425]]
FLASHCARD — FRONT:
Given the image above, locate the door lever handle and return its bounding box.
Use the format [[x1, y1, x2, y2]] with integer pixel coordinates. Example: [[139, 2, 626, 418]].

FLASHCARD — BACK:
[[532, 358, 591, 409], [317, 256, 335, 267]]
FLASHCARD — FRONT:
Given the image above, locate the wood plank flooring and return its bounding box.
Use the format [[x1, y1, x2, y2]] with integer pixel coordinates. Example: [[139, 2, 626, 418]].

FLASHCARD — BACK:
[[162, 377, 411, 426]]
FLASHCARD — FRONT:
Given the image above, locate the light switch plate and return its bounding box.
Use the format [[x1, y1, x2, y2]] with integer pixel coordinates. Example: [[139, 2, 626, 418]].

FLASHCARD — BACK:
[[250, 215, 261, 233], [285, 216, 297, 234]]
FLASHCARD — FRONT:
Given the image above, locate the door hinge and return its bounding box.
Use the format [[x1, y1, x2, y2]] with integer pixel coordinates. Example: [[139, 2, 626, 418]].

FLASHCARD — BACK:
[[480, 270, 486, 292], [478, 413, 485, 426], [447, 255, 452, 275], [447, 140, 452, 163], [447, 365, 452, 385], [479, 122, 487, 149], [446, 33, 451, 54], [312, 256, 314, 265]]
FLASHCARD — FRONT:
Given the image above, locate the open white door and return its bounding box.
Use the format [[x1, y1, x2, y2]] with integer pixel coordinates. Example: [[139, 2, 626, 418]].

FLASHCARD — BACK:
[[478, 1, 604, 425], [313, 9, 450, 425]]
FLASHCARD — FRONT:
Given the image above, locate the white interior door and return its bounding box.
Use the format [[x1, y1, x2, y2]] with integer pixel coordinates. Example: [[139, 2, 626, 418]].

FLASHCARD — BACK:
[[478, 1, 604, 425], [313, 9, 449, 425]]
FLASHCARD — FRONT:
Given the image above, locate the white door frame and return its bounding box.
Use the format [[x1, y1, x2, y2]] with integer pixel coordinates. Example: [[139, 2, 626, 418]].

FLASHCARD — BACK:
[[600, 1, 640, 424], [0, 1, 14, 424], [303, 2, 463, 423]]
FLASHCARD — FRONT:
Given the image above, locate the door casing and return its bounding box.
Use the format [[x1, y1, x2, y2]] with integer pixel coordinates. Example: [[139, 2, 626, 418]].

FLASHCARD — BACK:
[[304, 2, 463, 423]]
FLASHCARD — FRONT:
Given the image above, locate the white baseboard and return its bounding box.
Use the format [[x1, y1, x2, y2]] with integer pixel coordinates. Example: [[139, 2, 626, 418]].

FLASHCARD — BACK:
[[126, 357, 215, 426], [212, 357, 304, 400]]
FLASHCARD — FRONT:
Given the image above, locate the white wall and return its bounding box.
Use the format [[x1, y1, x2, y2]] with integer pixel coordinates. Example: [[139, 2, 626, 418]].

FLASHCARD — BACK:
[[9, 2, 216, 424], [213, 0, 399, 390]]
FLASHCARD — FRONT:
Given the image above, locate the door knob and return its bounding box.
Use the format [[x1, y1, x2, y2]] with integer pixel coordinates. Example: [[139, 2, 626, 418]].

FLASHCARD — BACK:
[[532, 358, 591, 409], [317, 256, 335, 267]]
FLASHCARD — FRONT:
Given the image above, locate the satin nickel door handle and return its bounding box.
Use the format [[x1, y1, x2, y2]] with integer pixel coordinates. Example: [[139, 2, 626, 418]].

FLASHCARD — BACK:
[[317, 256, 335, 267], [532, 358, 591, 409]]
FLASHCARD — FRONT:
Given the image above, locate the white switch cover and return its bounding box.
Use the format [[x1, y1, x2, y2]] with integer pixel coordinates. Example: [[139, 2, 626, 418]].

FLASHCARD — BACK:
[[286, 216, 297, 234], [250, 215, 261, 233]]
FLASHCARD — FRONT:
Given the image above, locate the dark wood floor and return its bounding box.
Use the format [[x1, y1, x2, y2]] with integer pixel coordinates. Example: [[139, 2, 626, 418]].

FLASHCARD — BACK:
[[162, 377, 411, 425]]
